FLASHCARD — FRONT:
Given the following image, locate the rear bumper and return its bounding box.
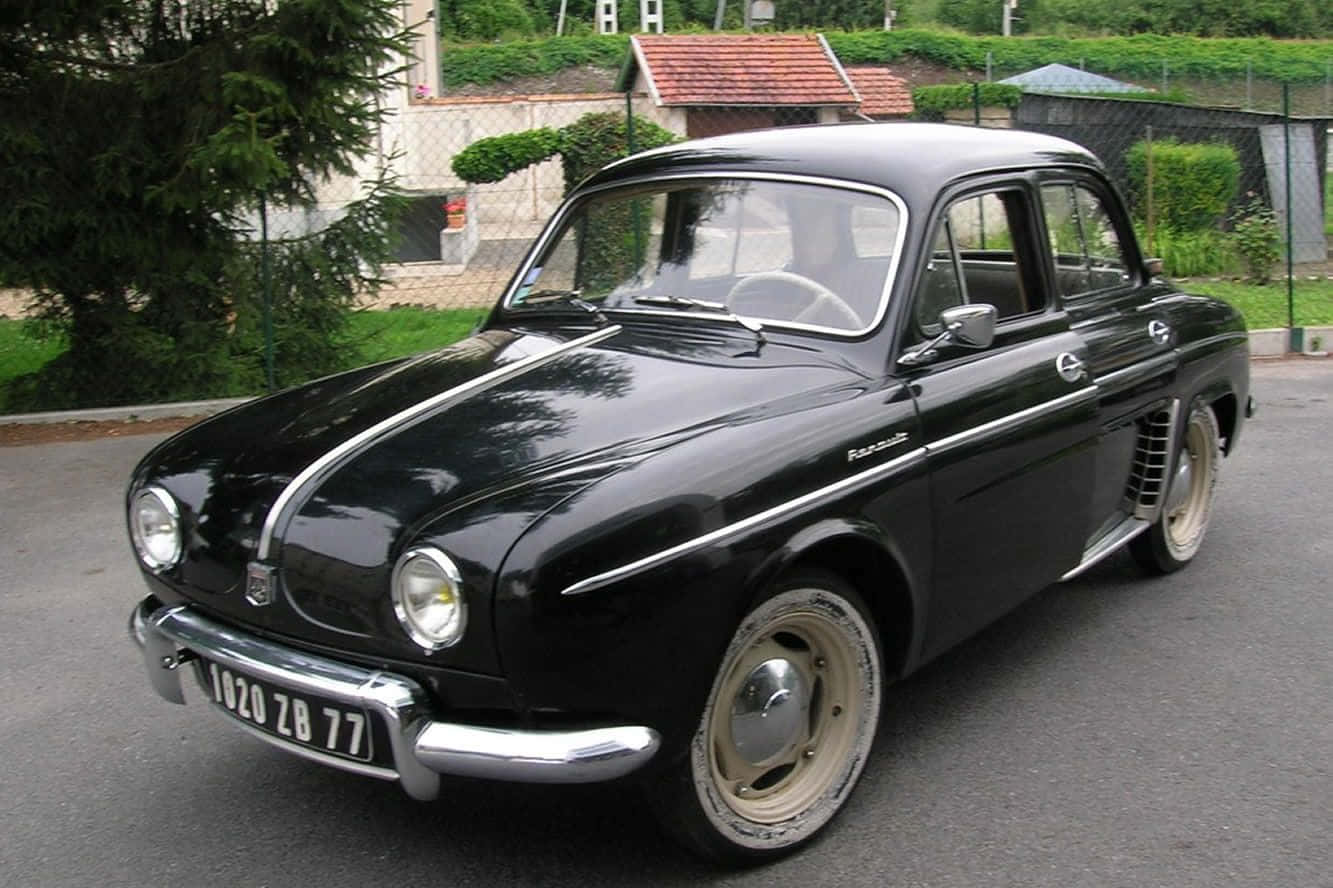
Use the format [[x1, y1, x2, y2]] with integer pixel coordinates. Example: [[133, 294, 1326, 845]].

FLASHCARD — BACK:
[[129, 597, 660, 799]]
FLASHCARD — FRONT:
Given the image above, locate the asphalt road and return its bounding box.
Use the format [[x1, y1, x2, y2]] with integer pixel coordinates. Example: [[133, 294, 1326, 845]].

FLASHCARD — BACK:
[[1, 361, 1329, 887]]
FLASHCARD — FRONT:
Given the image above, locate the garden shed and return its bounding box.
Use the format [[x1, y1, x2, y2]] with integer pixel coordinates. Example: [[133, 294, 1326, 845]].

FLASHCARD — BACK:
[[616, 33, 862, 138]]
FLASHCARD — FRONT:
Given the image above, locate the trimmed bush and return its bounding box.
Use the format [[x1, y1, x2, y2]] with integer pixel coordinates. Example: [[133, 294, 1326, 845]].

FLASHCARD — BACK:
[[1125, 139, 1240, 231], [451, 128, 564, 183], [911, 83, 1022, 119]]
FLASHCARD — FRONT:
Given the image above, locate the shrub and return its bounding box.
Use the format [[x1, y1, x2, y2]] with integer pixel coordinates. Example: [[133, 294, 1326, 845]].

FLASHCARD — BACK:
[[1136, 224, 1240, 278], [451, 111, 676, 192], [1230, 193, 1281, 284], [911, 83, 1022, 119], [1125, 138, 1240, 231], [451, 128, 564, 183]]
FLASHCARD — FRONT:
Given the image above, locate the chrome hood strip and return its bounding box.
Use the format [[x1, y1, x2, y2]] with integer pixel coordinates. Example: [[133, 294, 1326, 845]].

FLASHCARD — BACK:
[[561, 447, 927, 596], [257, 325, 622, 560]]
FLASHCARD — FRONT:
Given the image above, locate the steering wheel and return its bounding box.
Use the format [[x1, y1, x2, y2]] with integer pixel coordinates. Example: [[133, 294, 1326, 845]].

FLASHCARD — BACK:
[[725, 271, 862, 329]]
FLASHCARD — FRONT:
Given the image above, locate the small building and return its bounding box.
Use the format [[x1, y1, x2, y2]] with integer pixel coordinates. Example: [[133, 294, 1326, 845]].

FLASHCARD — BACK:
[[616, 33, 862, 138]]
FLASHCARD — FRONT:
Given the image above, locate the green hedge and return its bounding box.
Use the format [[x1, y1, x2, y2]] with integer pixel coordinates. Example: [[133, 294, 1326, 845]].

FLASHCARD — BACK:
[[452, 111, 676, 190], [440, 34, 629, 87], [451, 128, 564, 182], [1125, 138, 1241, 231], [439, 30, 1333, 88], [911, 83, 1022, 119]]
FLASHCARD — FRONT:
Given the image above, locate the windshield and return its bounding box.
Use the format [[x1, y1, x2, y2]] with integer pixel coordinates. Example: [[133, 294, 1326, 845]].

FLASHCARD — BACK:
[[506, 178, 904, 334]]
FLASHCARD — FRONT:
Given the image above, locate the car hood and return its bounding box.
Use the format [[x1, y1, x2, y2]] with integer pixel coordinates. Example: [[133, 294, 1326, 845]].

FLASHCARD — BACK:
[[135, 322, 868, 657]]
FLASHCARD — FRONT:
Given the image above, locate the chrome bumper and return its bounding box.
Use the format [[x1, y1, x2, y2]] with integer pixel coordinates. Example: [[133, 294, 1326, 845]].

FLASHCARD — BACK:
[[128, 597, 660, 800]]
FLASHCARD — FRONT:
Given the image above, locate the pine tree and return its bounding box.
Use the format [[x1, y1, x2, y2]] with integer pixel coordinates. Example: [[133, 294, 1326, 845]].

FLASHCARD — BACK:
[[0, 0, 412, 408]]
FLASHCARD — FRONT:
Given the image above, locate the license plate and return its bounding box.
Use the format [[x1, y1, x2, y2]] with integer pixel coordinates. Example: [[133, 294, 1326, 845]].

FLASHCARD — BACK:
[[195, 657, 374, 763]]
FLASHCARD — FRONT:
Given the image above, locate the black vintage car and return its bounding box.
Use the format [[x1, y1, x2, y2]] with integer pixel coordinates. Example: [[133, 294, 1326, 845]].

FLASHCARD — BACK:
[[128, 123, 1252, 861]]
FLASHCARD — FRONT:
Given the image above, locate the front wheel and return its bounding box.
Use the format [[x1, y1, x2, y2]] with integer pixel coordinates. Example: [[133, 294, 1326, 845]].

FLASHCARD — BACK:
[[1131, 402, 1221, 574], [649, 569, 883, 863]]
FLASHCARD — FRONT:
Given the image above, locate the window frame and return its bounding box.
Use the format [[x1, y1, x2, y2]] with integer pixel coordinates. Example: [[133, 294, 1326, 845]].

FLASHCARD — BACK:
[[501, 171, 911, 339], [1036, 170, 1144, 306]]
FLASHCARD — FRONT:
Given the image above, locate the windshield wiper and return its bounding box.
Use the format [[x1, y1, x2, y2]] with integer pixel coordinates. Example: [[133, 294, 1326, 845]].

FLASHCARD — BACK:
[[633, 294, 765, 345], [518, 289, 608, 325]]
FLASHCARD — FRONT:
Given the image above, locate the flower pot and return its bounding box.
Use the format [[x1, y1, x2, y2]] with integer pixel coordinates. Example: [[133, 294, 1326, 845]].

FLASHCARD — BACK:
[[447, 211, 466, 229]]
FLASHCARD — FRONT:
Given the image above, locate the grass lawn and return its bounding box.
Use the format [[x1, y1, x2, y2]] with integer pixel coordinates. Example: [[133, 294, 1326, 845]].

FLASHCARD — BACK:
[[1186, 278, 1333, 329], [348, 306, 487, 364], [0, 306, 488, 414]]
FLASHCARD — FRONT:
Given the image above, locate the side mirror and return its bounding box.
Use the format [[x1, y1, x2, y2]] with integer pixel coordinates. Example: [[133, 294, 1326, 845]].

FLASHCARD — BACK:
[[940, 303, 996, 349], [1143, 257, 1164, 277], [898, 303, 997, 367]]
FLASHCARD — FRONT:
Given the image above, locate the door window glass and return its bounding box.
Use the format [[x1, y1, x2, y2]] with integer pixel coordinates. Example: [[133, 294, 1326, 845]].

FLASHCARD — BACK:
[[1042, 184, 1130, 298]]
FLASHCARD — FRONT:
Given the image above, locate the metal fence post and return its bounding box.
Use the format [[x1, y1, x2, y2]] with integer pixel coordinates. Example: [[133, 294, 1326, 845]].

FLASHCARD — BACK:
[[973, 82, 981, 126], [259, 191, 275, 393], [1145, 125, 1155, 257], [1283, 83, 1295, 350]]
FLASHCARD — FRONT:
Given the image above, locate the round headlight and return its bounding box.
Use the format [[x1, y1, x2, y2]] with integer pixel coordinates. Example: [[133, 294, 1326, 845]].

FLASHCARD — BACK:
[[391, 547, 466, 651], [131, 486, 182, 571]]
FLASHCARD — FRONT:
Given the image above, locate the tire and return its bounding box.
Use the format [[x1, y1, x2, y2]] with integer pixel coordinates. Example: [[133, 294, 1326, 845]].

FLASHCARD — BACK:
[[1131, 402, 1221, 575], [649, 569, 883, 863]]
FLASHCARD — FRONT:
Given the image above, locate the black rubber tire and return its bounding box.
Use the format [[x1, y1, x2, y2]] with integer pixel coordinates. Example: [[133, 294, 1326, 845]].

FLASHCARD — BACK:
[[647, 568, 883, 864], [1131, 402, 1221, 575]]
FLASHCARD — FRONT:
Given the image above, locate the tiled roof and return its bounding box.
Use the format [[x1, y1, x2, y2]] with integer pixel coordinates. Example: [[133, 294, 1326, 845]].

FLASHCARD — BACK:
[[845, 67, 914, 116], [627, 34, 858, 108]]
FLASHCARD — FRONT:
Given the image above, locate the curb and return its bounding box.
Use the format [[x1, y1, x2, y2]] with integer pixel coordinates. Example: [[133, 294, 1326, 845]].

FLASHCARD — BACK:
[[0, 397, 251, 426]]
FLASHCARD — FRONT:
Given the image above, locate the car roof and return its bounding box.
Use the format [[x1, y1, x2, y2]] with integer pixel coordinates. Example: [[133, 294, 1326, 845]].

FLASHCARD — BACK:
[[581, 122, 1102, 209]]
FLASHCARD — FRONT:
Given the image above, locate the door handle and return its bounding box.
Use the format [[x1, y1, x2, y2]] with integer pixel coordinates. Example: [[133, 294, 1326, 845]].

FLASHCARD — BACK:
[[1055, 352, 1087, 383], [1148, 320, 1172, 346]]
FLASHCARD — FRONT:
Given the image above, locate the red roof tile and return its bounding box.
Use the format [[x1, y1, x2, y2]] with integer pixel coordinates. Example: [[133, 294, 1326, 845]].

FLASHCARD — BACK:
[[845, 67, 914, 117], [630, 34, 858, 108]]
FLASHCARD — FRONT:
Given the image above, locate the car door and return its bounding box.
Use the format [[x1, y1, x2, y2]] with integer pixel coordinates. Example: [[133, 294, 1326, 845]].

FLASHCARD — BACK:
[[1037, 175, 1181, 546], [898, 178, 1100, 662]]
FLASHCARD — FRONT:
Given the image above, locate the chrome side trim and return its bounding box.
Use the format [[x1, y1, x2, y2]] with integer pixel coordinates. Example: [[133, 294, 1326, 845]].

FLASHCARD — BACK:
[[925, 386, 1099, 457], [129, 598, 660, 795], [257, 325, 621, 560], [560, 447, 928, 596], [1061, 516, 1150, 582], [1093, 352, 1177, 392]]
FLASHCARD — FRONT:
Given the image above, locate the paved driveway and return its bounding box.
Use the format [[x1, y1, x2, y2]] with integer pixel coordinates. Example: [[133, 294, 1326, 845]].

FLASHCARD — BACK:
[[1, 360, 1329, 886]]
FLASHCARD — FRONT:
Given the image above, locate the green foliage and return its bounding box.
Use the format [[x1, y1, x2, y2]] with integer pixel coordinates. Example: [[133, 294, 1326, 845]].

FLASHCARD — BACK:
[[1, 305, 491, 413], [438, 30, 1333, 89], [1229, 194, 1281, 284], [0, 0, 411, 410], [911, 83, 1022, 119], [441, 34, 630, 88], [441, 0, 538, 41], [558, 111, 677, 191], [1126, 139, 1240, 232], [1136, 223, 1240, 277], [452, 128, 564, 183], [1191, 279, 1333, 329], [452, 111, 677, 191]]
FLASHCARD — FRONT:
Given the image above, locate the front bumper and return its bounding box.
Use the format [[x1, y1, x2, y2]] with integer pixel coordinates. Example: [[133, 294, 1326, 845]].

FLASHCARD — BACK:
[[129, 597, 660, 799]]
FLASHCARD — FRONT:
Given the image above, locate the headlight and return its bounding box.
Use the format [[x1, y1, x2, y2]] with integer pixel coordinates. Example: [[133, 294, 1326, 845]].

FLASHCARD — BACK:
[[130, 486, 182, 571], [391, 547, 466, 650]]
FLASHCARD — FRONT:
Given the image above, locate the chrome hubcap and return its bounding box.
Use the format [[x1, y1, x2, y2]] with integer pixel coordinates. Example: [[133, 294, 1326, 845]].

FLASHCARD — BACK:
[[730, 658, 808, 765], [1165, 452, 1194, 516]]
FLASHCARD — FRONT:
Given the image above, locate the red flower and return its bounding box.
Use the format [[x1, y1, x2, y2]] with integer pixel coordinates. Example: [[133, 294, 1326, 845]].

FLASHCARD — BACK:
[[444, 197, 467, 213]]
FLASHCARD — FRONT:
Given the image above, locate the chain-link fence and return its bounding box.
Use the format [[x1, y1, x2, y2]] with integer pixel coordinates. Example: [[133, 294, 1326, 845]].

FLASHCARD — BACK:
[[370, 51, 1330, 347]]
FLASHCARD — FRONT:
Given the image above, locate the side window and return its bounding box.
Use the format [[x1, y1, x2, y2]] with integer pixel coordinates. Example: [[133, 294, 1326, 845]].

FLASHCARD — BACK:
[[915, 222, 964, 334], [1041, 183, 1130, 299], [913, 188, 1038, 336]]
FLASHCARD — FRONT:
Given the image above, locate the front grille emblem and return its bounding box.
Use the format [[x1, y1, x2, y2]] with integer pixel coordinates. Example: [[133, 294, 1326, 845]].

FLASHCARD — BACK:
[[245, 562, 276, 607]]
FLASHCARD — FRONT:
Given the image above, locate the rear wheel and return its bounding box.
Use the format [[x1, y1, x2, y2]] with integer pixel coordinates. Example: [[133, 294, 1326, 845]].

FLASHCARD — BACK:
[[1131, 402, 1220, 574], [649, 569, 883, 863]]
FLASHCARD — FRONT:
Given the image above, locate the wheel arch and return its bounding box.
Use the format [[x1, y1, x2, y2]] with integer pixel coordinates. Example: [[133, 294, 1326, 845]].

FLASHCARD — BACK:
[[749, 518, 922, 680]]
